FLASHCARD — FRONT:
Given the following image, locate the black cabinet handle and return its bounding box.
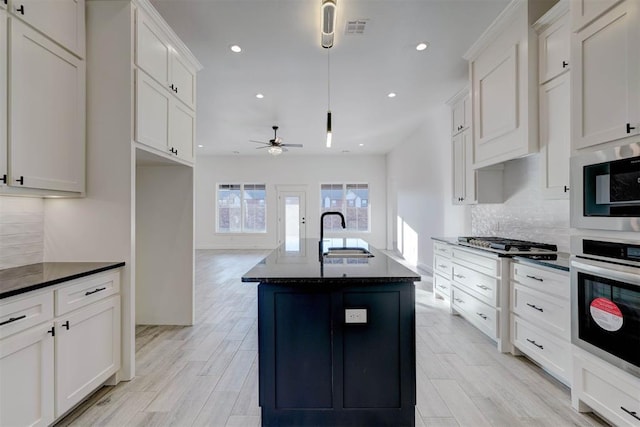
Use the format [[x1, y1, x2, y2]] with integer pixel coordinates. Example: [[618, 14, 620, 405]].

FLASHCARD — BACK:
[[563, 185, 570, 193], [48, 326, 55, 337], [169, 83, 176, 91], [0, 315, 27, 326], [16, 4, 24, 14], [1, 174, 6, 184], [526, 275, 543, 282], [526, 303, 544, 312], [526, 338, 543, 349], [562, 60, 568, 68], [16, 176, 24, 185], [85, 287, 106, 296], [62, 320, 70, 330], [627, 123, 637, 134], [621, 407, 640, 421], [174, 86, 178, 94], [476, 312, 487, 320]]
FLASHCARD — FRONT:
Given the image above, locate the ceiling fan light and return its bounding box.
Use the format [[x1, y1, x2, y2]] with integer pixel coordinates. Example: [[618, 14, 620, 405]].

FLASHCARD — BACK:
[[268, 146, 283, 156], [321, 0, 337, 48]]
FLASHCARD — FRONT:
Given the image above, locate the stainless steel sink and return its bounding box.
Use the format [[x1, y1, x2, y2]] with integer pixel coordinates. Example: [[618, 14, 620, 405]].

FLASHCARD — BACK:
[[323, 247, 374, 258]]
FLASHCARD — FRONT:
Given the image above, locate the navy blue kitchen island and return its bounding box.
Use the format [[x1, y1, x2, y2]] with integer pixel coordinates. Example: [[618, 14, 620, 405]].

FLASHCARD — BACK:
[[242, 239, 420, 427]]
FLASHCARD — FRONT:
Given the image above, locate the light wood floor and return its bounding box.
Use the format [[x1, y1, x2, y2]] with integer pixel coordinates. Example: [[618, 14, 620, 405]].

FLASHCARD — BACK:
[[57, 250, 609, 427]]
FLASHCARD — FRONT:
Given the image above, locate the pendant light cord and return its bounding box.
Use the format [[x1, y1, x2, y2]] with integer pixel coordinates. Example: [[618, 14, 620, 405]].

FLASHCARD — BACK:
[[327, 49, 331, 110]]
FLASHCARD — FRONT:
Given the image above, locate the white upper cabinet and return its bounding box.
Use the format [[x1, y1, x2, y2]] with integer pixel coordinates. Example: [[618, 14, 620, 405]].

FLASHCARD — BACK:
[[136, 8, 197, 111], [571, 0, 640, 150], [451, 94, 470, 135], [0, 0, 6, 10], [570, 0, 623, 31], [9, 0, 85, 58], [170, 100, 195, 163], [538, 4, 570, 83], [0, 12, 6, 188], [452, 131, 466, 204], [464, 0, 556, 169], [8, 18, 85, 193]]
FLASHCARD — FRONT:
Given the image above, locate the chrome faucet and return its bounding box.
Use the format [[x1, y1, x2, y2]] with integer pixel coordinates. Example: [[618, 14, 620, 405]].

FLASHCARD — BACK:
[[319, 211, 346, 260]]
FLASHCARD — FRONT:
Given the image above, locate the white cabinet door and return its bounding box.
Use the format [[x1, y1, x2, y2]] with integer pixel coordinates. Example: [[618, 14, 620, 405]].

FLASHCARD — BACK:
[[452, 132, 465, 204], [0, 0, 5, 10], [539, 11, 570, 83], [540, 72, 570, 199], [170, 100, 195, 163], [136, 9, 170, 88], [571, 0, 623, 31], [136, 69, 170, 153], [9, 19, 85, 193], [55, 295, 120, 417], [171, 52, 196, 110], [571, 0, 640, 150], [0, 12, 6, 187], [0, 322, 54, 427], [11, 0, 85, 57]]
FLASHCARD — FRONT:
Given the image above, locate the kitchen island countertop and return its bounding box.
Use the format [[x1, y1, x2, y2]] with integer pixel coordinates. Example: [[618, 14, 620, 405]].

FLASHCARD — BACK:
[[0, 262, 125, 299], [242, 238, 420, 284]]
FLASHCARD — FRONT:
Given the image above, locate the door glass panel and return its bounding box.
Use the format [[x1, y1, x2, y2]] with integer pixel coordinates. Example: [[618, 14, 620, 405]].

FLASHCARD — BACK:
[[285, 196, 300, 251]]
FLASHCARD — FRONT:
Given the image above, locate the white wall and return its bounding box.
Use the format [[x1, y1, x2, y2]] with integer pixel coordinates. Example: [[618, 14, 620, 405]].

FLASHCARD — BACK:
[[195, 154, 387, 250], [386, 105, 471, 272]]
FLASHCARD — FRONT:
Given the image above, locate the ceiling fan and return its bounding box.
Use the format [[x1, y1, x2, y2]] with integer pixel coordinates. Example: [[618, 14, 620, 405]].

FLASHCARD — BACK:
[[250, 126, 303, 155]]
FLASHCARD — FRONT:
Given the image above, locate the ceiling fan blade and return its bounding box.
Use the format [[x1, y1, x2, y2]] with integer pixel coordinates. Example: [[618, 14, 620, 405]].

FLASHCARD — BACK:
[[255, 146, 271, 149], [281, 144, 303, 148], [249, 140, 269, 145]]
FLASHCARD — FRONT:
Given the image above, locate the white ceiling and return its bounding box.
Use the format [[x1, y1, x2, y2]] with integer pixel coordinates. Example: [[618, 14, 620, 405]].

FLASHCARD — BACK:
[[150, 0, 510, 157]]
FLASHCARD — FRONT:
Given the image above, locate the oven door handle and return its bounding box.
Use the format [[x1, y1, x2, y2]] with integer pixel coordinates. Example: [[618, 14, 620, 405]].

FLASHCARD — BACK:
[[572, 260, 640, 285]]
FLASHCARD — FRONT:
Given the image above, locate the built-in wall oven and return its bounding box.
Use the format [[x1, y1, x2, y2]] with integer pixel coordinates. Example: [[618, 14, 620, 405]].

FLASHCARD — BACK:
[[571, 237, 640, 378], [571, 141, 640, 232]]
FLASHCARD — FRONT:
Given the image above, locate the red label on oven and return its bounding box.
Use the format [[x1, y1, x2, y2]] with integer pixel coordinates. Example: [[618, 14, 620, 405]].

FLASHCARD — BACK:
[[590, 297, 623, 332]]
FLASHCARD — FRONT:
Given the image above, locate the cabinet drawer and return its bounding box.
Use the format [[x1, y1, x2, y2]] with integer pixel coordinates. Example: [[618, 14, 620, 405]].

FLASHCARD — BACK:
[[575, 352, 640, 427], [451, 248, 499, 278], [55, 271, 119, 316], [452, 286, 497, 339], [0, 291, 53, 339], [434, 274, 450, 299], [512, 262, 569, 299], [511, 315, 571, 384], [452, 263, 497, 306], [512, 284, 570, 340], [433, 242, 452, 258], [434, 255, 452, 278]]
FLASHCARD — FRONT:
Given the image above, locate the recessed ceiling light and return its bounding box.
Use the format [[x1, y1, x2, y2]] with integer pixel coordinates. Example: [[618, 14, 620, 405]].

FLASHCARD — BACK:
[[256, 93, 264, 99], [230, 45, 242, 53], [416, 42, 429, 51], [359, 143, 364, 146], [197, 144, 204, 148], [388, 92, 396, 98]]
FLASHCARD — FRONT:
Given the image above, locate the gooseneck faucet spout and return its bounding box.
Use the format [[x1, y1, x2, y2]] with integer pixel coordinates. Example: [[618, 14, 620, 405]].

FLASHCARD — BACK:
[[319, 211, 346, 260]]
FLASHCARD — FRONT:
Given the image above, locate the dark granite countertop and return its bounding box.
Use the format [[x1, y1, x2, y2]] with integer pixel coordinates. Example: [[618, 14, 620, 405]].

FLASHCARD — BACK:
[[0, 262, 125, 299], [242, 238, 420, 285], [512, 253, 570, 272]]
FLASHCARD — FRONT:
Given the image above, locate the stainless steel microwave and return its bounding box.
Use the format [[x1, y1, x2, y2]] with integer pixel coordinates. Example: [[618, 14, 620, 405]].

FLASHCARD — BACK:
[[571, 142, 640, 232]]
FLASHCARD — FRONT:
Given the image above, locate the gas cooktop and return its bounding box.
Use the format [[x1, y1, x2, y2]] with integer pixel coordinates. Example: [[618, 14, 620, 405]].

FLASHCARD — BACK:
[[457, 236, 558, 254]]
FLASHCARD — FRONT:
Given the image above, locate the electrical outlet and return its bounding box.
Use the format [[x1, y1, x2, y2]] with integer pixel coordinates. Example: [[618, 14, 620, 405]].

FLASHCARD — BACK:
[[345, 308, 367, 324]]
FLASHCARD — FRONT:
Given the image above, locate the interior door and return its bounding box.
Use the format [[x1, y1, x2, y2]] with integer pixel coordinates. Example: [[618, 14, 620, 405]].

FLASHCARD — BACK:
[[277, 187, 307, 252]]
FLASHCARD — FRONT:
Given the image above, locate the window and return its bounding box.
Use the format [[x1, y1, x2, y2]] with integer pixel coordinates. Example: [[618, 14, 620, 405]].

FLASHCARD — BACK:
[[217, 184, 266, 233], [320, 183, 369, 232]]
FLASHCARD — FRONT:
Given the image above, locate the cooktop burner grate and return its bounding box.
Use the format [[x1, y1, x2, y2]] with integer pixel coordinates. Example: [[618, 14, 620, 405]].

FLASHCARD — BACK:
[[457, 236, 558, 252]]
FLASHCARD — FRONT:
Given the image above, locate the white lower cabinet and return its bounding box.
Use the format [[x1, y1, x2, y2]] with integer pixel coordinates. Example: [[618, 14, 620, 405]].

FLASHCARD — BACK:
[[432, 241, 453, 302], [573, 348, 640, 427], [0, 321, 55, 427], [510, 260, 571, 385], [450, 247, 509, 352], [55, 295, 120, 416], [0, 270, 121, 424]]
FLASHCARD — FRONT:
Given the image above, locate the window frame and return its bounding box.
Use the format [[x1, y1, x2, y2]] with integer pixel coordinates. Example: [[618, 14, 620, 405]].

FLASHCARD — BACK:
[[320, 182, 370, 233], [216, 183, 267, 234]]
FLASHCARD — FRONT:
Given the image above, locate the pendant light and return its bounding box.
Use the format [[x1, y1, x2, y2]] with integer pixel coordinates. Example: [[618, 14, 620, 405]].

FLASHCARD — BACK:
[[322, 0, 336, 148]]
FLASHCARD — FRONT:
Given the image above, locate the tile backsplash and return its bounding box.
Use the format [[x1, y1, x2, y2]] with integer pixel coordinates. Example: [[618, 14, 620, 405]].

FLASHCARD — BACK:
[[0, 196, 45, 269], [471, 155, 570, 253]]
